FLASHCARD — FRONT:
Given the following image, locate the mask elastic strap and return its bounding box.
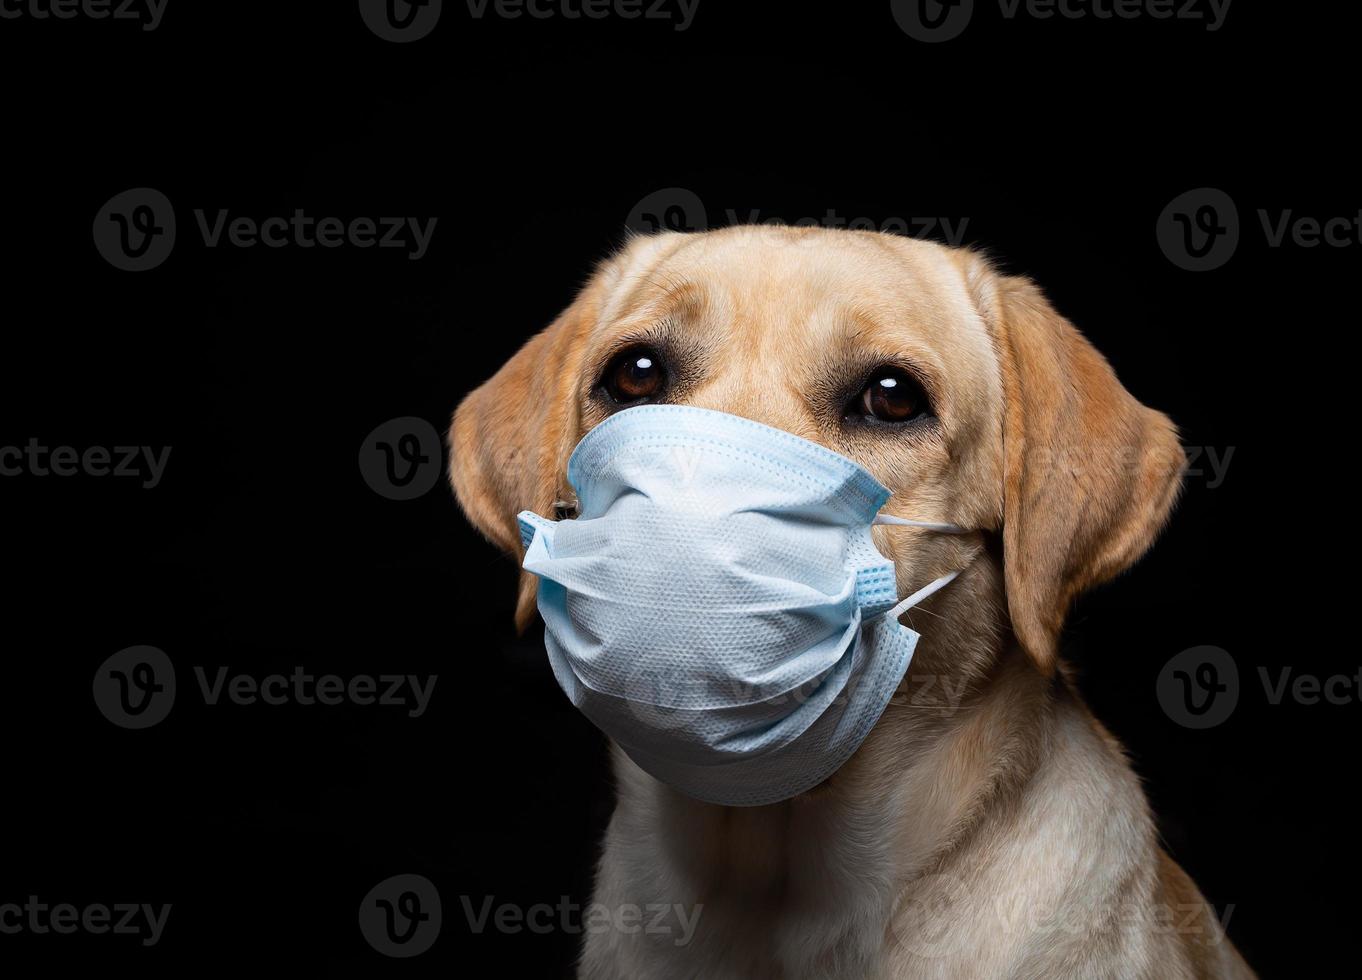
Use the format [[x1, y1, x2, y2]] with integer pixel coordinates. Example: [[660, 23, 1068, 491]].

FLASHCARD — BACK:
[[871, 512, 974, 620], [881, 570, 961, 623], [872, 514, 971, 535]]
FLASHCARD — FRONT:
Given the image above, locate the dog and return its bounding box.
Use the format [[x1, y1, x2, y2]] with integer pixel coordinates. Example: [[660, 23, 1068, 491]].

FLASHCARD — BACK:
[[449, 226, 1254, 978]]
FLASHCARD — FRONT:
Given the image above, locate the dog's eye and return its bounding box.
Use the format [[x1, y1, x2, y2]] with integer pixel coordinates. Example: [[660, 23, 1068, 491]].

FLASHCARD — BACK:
[[853, 369, 928, 423], [602, 347, 665, 404]]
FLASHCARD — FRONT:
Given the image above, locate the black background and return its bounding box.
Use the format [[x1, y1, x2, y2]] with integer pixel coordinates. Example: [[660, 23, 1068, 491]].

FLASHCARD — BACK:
[[1, 1, 1356, 975]]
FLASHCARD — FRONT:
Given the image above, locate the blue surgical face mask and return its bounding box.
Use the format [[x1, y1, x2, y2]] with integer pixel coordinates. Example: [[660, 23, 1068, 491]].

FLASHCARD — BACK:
[[517, 404, 971, 807]]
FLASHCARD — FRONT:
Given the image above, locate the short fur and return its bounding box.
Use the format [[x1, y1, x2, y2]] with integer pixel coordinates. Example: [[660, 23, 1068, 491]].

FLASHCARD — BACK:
[[449, 226, 1253, 978]]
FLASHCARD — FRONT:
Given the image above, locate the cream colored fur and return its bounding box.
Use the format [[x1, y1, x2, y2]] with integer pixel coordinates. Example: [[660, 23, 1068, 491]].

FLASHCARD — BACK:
[[449, 226, 1254, 979]]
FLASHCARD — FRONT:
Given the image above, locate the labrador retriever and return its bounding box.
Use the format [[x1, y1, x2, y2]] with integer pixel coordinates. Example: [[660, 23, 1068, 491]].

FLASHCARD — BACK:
[[449, 226, 1254, 978]]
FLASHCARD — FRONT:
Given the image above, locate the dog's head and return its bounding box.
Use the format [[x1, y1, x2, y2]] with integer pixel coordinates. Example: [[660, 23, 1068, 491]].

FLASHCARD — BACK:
[[450, 226, 1184, 675]]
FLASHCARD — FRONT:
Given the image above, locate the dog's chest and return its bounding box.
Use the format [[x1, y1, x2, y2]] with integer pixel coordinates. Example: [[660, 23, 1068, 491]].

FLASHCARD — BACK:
[[581, 789, 906, 980]]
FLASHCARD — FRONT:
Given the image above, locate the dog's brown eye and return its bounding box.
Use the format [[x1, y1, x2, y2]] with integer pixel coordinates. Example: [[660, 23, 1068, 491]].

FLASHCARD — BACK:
[[602, 347, 665, 404], [856, 369, 926, 423]]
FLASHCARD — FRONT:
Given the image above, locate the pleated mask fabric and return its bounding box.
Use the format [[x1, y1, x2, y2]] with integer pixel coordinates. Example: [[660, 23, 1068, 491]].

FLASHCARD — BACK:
[[517, 404, 967, 807]]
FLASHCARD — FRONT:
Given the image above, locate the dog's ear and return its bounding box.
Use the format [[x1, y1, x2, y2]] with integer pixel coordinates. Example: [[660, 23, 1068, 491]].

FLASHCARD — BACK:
[[959, 254, 1186, 674], [448, 278, 600, 631], [449, 233, 682, 631]]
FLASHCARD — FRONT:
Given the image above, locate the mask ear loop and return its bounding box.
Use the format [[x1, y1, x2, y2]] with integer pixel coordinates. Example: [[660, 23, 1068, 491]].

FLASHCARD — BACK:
[[870, 513, 976, 621], [879, 570, 961, 623], [872, 514, 972, 535]]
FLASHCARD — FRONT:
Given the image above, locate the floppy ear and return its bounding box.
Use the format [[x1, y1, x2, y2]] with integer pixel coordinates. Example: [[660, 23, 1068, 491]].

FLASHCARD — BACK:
[[449, 233, 683, 631], [963, 256, 1187, 674], [448, 273, 603, 632]]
